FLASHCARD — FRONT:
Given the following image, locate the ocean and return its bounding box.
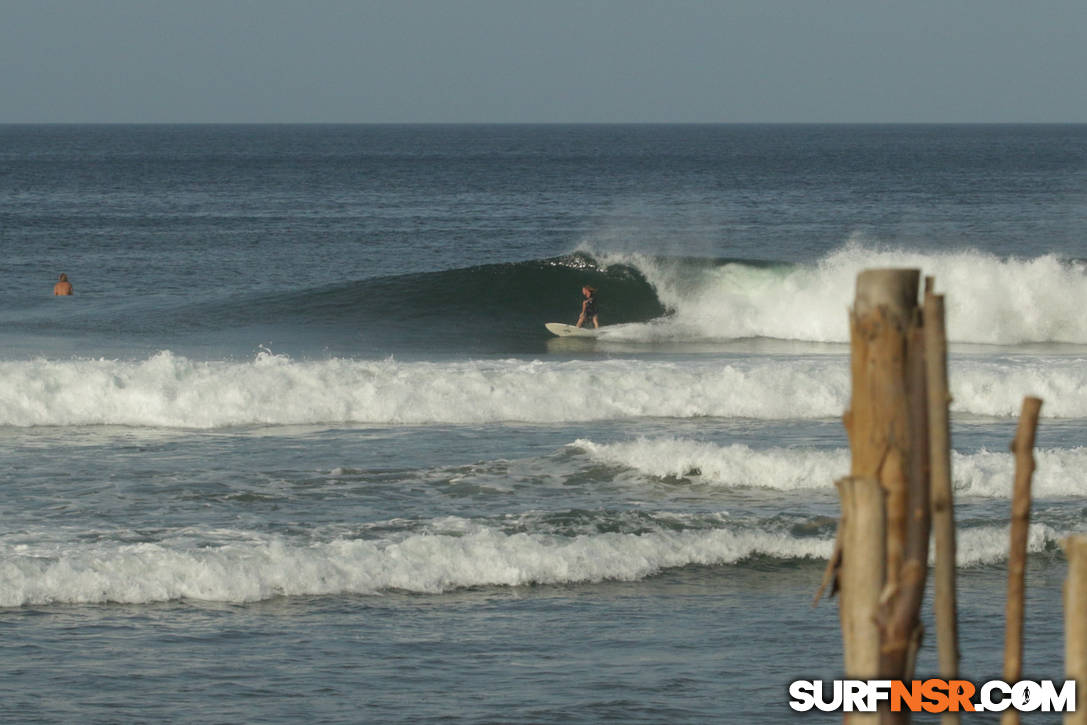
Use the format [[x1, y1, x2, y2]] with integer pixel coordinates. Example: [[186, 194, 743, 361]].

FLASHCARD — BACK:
[[1, 124, 1085, 723]]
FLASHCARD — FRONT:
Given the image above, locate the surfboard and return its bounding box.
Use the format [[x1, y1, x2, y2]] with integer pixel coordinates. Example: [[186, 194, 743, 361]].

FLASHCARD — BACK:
[[545, 322, 598, 338]]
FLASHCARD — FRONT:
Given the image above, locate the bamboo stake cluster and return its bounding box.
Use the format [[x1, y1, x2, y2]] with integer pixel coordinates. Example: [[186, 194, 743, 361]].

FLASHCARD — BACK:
[[819, 269, 934, 724], [818, 268, 1087, 724]]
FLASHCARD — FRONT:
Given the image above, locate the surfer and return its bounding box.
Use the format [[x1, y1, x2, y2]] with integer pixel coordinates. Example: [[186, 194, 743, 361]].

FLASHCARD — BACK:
[[53, 273, 73, 296], [576, 285, 599, 328]]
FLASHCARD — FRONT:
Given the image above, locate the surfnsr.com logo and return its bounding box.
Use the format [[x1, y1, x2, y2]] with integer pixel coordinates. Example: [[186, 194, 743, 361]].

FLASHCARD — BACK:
[[789, 679, 1077, 713]]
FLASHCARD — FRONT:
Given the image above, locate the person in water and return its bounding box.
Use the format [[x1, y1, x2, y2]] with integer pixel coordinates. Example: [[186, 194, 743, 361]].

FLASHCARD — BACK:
[[576, 285, 599, 328], [53, 273, 73, 296]]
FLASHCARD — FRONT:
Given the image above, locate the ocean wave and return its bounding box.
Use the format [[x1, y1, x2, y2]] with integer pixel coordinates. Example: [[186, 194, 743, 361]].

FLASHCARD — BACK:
[[588, 243, 1087, 345], [245, 243, 1087, 347], [573, 438, 1087, 498], [0, 518, 1060, 606], [158, 253, 666, 339], [0, 519, 823, 605], [2, 350, 1086, 428], [13, 245, 1087, 352]]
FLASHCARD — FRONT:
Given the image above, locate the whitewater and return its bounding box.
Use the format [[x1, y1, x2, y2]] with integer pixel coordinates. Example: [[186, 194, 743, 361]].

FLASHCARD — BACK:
[[0, 519, 1062, 608], [589, 243, 1087, 345], [4, 345, 1087, 427]]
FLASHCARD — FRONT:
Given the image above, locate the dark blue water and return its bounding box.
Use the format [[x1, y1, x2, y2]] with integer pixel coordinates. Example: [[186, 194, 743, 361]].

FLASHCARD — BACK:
[[1, 124, 1085, 723]]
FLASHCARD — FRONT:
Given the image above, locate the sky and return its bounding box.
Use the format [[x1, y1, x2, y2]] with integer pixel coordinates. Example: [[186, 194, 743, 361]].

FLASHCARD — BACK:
[[2, 0, 1085, 123]]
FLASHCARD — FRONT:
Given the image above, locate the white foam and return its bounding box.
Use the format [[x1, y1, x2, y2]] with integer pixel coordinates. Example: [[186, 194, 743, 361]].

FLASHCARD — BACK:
[[3, 350, 1086, 428], [956, 523, 1062, 566], [574, 437, 846, 491], [0, 517, 1064, 606], [953, 447, 1087, 498], [573, 438, 1087, 499], [0, 522, 826, 606], [0, 351, 845, 427], [589, 242, 1087, 345]]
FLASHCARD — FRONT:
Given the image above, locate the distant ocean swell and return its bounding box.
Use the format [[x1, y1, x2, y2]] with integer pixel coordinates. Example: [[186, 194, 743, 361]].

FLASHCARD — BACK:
[[3, 350, 1086, 428], [0, 518, 1062, 606]]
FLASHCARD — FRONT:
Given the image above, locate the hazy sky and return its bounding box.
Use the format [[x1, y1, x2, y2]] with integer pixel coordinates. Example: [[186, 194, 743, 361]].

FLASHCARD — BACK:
[[3, 0, 1085, 123]]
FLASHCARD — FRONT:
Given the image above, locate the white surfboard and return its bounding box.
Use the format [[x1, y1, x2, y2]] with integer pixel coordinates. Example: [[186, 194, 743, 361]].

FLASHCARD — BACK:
[[545, 322, 598, 338]]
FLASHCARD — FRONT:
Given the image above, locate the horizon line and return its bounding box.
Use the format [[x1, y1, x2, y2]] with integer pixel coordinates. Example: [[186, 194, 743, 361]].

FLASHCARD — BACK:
[[3, 120, 1086, 126]]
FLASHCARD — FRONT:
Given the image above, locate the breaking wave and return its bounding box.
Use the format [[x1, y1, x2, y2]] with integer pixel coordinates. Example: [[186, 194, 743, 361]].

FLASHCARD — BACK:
[[573, 438, 1087, 498], [8, 245, 1087, 353], [3, 350, 1087, 428], [0, 516, 1061, 606]]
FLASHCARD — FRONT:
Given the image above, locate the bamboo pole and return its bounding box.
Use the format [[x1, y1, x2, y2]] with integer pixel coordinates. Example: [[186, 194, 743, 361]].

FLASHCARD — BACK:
[[877, 308, 930, 685], [839, 268, 921, 724], [1065, 535, 1087, 725], [923, 286, 960, 725], [1001, 396, 1042, 725], [836, 475, 886, 685]]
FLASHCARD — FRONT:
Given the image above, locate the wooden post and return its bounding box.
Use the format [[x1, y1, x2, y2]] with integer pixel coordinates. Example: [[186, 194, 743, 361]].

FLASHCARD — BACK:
[[924, 285, 960, 725], [839, 268, 922, 723], [876, 297, 931, 688], [1002, 396, 1042, 725], [835, 475, 886, 686], [1065, 535, 1087, 725]]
